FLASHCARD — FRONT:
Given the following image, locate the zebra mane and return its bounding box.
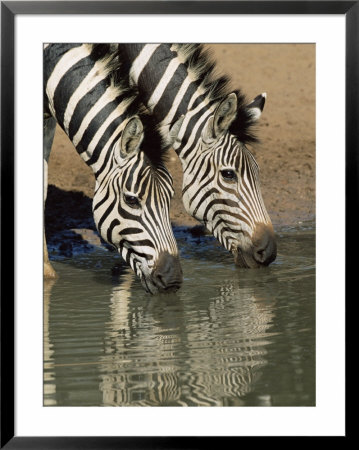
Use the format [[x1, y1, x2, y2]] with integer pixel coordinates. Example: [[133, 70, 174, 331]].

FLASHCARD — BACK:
[[90, 44, 167, 167], [172, 44, 258, 144], [135, 109, 168, 168]]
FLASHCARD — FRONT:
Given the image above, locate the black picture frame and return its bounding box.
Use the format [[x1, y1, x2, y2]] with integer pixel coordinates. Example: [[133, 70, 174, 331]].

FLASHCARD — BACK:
[[1, 1, 353, 447]]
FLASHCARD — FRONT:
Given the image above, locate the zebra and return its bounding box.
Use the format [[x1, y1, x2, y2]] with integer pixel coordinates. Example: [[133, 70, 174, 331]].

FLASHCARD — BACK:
[[117, 44, 277, 269], [43, 43, 183, 294], [98, 276, 269, 406]]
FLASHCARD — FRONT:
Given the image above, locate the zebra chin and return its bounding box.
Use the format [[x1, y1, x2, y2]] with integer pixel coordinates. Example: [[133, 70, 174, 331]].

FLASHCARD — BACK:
[[140, 252, 183, 295]]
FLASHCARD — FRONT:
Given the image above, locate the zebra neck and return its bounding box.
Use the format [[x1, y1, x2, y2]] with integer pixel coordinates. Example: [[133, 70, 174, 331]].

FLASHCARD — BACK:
[[126, 44, 212, 152], [70, 95, 134, 178], [45, 44, 134, 177]]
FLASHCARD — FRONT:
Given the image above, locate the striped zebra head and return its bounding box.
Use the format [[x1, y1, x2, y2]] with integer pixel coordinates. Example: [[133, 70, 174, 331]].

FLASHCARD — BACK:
[[93, 116, 183, 293], [175, 92, 276, 268]]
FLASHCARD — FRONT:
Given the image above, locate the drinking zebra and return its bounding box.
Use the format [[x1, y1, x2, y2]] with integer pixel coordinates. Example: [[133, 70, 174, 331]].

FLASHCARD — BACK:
[[117, 44, 277, 268], [44, 44, 182, 293]]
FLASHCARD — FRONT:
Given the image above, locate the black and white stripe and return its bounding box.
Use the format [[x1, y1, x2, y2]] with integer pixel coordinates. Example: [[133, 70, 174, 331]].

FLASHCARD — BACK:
[[99, 281, 269, 407], [118, 44, 277, 268], [44, 44, 182, 293]]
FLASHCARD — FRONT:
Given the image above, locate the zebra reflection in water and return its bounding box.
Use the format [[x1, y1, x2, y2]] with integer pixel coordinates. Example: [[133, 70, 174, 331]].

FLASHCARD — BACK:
[[99, 272, 275, 406]]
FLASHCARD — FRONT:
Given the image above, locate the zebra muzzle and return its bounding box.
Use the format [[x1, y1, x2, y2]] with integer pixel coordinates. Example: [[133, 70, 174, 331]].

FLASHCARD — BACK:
[[151, 252, 183, 293], [252, 224, 277, 266], [232, 224, 277, 268]]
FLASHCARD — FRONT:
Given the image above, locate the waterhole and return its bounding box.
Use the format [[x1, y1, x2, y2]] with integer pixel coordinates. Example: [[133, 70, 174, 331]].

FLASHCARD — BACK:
[[44, 224, 315, 406]]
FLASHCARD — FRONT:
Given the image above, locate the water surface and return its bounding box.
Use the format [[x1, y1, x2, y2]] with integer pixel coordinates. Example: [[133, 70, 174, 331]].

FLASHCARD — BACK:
[[44, 225, 315, 406]]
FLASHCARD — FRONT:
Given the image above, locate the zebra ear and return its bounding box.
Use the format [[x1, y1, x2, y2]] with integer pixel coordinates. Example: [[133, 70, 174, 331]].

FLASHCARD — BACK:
[[120, 117, 144, 158], [247, 93, 266, 121], [212, 92, 238, 138], [169, 115, 185, 144]]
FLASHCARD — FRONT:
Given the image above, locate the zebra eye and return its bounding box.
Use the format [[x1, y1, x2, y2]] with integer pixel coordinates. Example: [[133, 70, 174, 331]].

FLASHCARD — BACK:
[[124, 194, 141, 208], [221, 169, 237, 181]]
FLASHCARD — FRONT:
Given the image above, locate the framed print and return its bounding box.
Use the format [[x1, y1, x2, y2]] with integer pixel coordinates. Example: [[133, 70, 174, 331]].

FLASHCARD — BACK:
[[1, 1, 354, 447]]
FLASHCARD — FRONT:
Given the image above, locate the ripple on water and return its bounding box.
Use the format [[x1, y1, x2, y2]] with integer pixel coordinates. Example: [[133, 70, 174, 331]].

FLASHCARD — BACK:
[[44, 227, 315, 406]]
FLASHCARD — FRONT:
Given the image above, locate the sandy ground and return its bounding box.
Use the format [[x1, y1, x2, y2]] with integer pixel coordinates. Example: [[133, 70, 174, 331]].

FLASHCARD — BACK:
[[47, 44, 315, 231]]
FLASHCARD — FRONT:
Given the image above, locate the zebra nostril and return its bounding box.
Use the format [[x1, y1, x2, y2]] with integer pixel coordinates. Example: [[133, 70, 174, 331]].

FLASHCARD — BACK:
[[254, 247, 267, 263], [152, 252, 183, 292], [252, 224, 277, 266], [253, 240, 277, 266], [153, 272, 166, 289], [152, 272, 182, 292]]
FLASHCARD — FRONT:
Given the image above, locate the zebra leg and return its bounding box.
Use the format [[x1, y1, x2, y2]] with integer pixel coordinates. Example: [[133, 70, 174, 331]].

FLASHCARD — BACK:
[[44, 117, 57, 279]]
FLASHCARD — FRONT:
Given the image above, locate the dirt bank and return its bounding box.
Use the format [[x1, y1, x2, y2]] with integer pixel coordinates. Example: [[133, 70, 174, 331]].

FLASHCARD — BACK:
[[47, 44, 315, 231]]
